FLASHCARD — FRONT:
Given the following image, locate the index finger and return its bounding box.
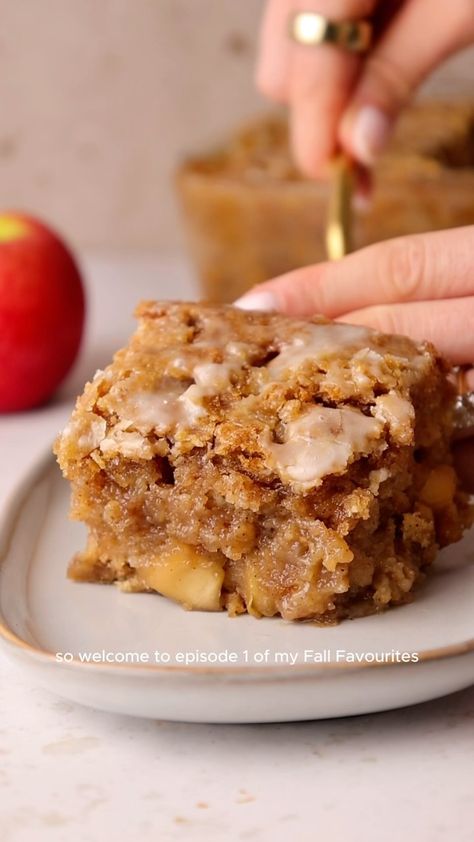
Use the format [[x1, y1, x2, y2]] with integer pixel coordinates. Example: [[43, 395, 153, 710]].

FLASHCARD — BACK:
[[236, 226, 474, 318], [257, 0, 377, 177]]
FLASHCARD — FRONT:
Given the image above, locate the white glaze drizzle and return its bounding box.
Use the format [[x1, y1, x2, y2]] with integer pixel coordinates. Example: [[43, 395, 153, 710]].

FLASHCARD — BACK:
[[266, 405, 385, 490]]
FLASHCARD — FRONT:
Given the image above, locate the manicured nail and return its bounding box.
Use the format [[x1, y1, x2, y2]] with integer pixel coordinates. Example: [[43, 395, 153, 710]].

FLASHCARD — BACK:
[[352, 191, 372, 213], [234, 290, 278, 312], [351, 106, 391, 166]]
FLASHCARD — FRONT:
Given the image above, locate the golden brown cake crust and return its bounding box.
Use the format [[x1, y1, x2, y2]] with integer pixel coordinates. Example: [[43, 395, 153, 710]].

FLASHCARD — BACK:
[[55, 301, 472, 622]]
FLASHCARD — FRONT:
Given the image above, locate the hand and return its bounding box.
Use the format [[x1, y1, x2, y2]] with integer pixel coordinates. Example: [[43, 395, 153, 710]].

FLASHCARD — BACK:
[[235, 225, 474, 368], [257, 0, 474, 177], [235, 225, 474, 488]]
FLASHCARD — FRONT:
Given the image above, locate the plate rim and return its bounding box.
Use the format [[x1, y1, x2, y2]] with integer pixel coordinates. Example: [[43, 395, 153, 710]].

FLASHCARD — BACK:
[[1, 450, 473, 681]]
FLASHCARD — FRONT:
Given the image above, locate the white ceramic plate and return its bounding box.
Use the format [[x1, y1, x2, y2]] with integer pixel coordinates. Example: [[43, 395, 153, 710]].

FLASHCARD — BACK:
[[0, 454, 473, 723]]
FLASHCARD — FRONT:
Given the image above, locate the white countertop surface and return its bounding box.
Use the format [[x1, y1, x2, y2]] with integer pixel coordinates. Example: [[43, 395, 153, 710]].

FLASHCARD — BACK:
[[1, 253, 473, 842]]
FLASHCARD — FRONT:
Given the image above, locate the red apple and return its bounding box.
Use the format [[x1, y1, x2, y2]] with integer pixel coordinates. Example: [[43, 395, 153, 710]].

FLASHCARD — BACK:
[[0, 212, 85, 412]]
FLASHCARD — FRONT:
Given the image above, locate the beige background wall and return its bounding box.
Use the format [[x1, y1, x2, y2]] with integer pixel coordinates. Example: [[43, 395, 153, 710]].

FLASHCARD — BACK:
[[0, 0, 472, 251]]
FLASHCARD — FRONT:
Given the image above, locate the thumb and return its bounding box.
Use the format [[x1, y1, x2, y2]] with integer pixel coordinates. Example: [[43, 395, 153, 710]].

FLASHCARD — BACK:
[[339, 0, 474, 166]]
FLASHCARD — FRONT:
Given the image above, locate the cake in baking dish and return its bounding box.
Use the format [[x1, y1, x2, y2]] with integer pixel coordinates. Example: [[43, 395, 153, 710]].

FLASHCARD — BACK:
[[55, 301, 472, 622], [177, 101, 474, 302]]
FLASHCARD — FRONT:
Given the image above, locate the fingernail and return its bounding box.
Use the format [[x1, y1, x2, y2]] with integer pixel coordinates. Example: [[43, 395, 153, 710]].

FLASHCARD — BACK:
[[234, 290, 278, 312], [351, 106, 391, 166], [352, 192, 372, 213]]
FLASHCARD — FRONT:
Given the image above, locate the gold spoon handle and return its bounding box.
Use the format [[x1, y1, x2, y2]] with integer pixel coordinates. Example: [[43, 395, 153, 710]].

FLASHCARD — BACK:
[[325, 154, 353, 261]]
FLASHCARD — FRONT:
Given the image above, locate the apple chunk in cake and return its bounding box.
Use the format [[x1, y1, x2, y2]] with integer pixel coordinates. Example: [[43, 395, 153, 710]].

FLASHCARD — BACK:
[[55, 301, 471, 622]]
